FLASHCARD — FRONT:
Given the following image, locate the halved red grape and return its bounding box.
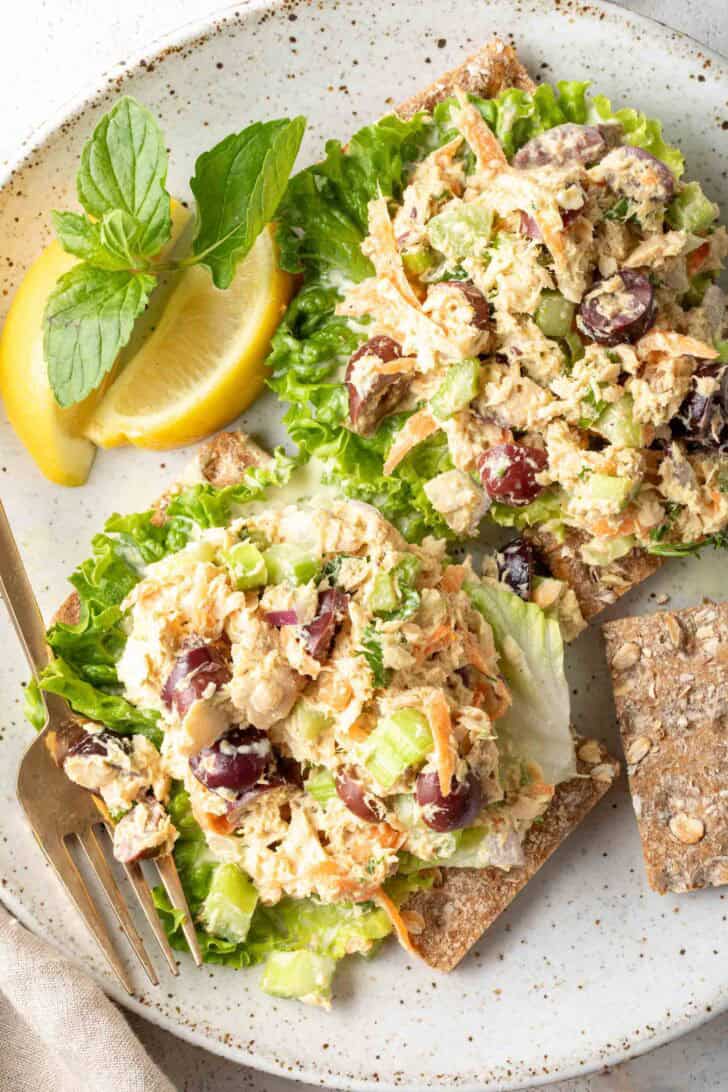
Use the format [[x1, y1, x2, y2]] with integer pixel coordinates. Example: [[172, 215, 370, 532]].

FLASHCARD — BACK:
[[497, 538, 534, 600], [347, 336, 411, 435], [513, 124, 608, 170], [520, 207, 579, 241], [303, 588, 349, 661], [577, 269, 655, 346], [335, 770, 385, 823], [66, 729, 131, 760], [478, 443, 547, 506], [440, 280, 490, 330], [265, 610, 300, 627], [671, 362, 728, 448], [189, 726, 273, 793], [416, 771, 482, 832], [161, 639, 231, 717]]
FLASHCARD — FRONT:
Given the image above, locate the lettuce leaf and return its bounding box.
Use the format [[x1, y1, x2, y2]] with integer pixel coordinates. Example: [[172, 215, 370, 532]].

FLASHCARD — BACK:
[[269, 81, 683, 540], [39, 657, 162, 745], [465, 580, 576, 785], [151, 786, 398, 971], [31, 451, 297, 740]]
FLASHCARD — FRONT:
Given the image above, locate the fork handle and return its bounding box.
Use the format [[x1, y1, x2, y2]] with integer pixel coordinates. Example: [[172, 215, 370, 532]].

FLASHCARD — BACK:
[[0, 501, 50, 677]]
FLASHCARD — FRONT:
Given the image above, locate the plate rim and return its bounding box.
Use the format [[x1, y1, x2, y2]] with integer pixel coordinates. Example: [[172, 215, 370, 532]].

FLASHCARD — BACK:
[[1, 0, 727, 1087]]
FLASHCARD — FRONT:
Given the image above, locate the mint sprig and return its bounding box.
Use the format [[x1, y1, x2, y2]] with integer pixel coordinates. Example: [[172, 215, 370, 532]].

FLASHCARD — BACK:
[[190, 117, 307, 289], [44, 96, 305, 408]]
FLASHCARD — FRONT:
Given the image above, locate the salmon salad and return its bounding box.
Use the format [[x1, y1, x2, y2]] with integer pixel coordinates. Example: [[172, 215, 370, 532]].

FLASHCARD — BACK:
[[270, 78, 728, 568], [34, 457, 577, 1006]]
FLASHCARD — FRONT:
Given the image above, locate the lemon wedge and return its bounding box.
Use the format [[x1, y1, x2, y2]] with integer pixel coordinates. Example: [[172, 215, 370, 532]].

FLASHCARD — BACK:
[[86, 226, 292, 450], [0, 241, 99, 486], [0, 200, 191, 486]]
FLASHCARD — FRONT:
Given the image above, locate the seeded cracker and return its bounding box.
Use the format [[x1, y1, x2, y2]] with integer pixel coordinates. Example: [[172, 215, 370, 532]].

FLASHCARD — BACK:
[[603, 601, 728, 894]]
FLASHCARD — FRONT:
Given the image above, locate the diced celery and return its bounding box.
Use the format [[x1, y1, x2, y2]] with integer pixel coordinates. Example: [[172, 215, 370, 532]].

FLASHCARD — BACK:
[[592, 395, 645, 449], [667, 181, 718, 234], [369, 571, 399, 614], [289, 701, 333, 742], [221, 541, 268, 589], [572, 473, 636, 512], [683, 272, 713, 308], [580, 534, 636, 567], [262, 544, 318, 586], [305, 767, 337, 808], [427, 201, 493, 260], [261, 951, 336, 1004], [402, 246, 438, 276], [562, 330, 585, 364], [365, 708, 433, 790], [199, 863, 258, 944], [430, 358, 481, 419], [535, 291, 576, 339]]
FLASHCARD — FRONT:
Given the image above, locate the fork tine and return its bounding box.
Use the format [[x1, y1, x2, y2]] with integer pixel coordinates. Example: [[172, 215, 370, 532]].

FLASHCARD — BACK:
[[39, 834, 134, 995], [154, 854, 203, 967], [76, 827, 159, 987], [104, 825, 179, 976]]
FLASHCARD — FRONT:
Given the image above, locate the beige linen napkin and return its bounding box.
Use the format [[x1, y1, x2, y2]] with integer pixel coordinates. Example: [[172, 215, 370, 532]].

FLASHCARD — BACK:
[[0, 904, 175, 1092]]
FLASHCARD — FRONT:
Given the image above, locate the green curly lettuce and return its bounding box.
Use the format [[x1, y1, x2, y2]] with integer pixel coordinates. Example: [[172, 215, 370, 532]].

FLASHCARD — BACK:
[[268, 81, 684, 541]]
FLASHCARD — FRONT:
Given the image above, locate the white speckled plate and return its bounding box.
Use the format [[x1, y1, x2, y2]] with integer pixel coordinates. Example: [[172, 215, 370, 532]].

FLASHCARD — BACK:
[[1, 1, 727, 1088]]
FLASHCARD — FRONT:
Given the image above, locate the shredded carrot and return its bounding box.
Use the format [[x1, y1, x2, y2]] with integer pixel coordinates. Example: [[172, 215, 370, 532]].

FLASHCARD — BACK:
[[426, 690, 457, 797], [373, 887, 419, 956], [315, 671, 353, 711], [687, 241, 711, 277], [462, 631, 492, 676], [383, 410, 439, 475], [533, 205, 567, 263], [589, 515, 637, 538], [637, 330, 719, 362], [305, 860, 362, 897], [441, 564, 467, 593], [373, 356, 418, 376], [481, 676, 512, 721], [416, 623, 456, 662], [366, 196, 422, 309], [346, 713, 374, 743], [454, 90, 508, 174], [377, 824, 407, 851]]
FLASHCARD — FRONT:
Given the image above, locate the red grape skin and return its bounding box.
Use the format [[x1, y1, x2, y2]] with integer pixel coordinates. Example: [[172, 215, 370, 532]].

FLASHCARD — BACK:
[[189, 726, 272, 794], [346, 337, 411, 435], [577, 269, 655, 346], [478, 443, 547, 506], [335, 771, 385, 823], [161, 640, 231, 717], [415, 771, 482, 832]]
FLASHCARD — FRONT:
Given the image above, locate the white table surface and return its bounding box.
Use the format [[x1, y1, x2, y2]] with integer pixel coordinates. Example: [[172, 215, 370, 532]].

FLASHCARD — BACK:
[[1, 1, 727, 1089]]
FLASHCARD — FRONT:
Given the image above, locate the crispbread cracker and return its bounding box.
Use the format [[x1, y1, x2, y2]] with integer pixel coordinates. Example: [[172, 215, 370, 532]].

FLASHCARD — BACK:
[[396, 37, 535, 120], [404, 743, 619, 971], [603, 602, 728, 894], [525, 526, 663, 621]]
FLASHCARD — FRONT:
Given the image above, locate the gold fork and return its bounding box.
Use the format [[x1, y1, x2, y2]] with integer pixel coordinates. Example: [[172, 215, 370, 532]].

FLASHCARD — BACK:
[[0, 500, 202, 993]]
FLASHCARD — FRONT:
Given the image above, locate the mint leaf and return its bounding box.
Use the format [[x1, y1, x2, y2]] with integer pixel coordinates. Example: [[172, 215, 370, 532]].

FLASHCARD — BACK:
[[44, 264, 155, 407], [77, 96, 171, 256], [190, 116, 305, 289], [52, 208, 149, 271]]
